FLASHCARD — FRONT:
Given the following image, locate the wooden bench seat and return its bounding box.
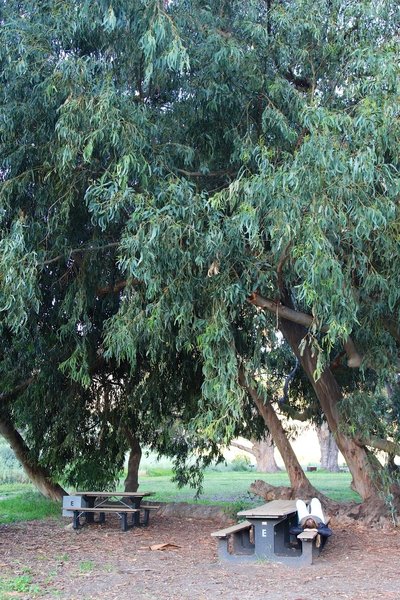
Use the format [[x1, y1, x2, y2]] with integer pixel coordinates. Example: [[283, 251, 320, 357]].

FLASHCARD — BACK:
[[72, 507, 140, 532], [211, 521, 254, 560], [211, 520, 252, 538], [140, 505, 160, 526]]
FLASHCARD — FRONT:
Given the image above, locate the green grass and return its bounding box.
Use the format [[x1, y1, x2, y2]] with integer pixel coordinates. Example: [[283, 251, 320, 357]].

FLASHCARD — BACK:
[[0, 482, 33, 496], [137, 469, 361, 505], [79, 560, 95, 573], [145, 467, 175, 477], [0, 491, 60, 524], [0, 469, 361, 526], [0, 575, 41, 599]]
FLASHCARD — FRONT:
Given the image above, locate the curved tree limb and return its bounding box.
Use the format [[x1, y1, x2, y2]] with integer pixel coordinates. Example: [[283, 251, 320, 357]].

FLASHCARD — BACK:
[[248, 292, 363, 368], [42, 242, 120, 267], [238, 364, 325, 499], [231, 440, 255, 456], [0, 377, 35, 408], [0, 411, 66, 501], [359, 436, 400, 456]]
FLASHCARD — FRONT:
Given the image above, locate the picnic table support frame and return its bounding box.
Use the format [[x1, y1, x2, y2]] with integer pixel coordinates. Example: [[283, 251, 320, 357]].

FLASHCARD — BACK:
[[71, 507, 140, 532], [211, 521, 255, 562]]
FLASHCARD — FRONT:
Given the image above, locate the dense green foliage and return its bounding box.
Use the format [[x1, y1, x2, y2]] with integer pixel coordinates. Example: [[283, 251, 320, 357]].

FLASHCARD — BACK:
[[1, 1, 399, 496]]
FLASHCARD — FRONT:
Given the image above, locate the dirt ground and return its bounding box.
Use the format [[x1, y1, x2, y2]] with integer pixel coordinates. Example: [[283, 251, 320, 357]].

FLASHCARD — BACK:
[[1, 513, 400, 600]]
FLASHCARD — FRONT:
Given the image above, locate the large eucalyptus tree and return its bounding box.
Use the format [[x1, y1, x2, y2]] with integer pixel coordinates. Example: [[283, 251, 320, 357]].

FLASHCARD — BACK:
[[1, 1, 400, 515]]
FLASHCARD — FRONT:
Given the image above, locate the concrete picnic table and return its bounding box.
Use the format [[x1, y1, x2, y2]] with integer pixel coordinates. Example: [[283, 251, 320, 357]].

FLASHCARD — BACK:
[[212, 499, 326, 566], [237, 499, 299, 562]]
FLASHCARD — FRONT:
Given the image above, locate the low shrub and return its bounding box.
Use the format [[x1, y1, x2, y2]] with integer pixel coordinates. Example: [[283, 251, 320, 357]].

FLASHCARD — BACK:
[[230, 454, 253, 471]]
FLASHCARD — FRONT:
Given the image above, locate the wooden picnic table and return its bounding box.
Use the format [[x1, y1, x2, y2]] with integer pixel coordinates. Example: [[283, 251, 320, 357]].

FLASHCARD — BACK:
[[75, 491, 155, 527], [75, 492, 155, 508]]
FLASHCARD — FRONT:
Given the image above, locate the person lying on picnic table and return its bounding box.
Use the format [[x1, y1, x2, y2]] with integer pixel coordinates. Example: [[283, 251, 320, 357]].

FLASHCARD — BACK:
[[289, 497, 333, 538]]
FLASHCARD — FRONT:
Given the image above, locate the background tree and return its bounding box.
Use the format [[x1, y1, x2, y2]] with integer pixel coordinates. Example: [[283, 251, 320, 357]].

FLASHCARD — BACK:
[[231, 434, 280, 473], [317, 423, 340, 473]]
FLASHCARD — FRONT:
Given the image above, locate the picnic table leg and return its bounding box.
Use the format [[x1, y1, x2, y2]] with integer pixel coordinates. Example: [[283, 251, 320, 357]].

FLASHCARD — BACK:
[[142, 508, 150, 526], [252, 517, 287, 560], [99, 512, 106, 524], [120, 513, 128, 532], [129, 498, 141, 526], [84, 496, 95, 523], [73, 511, 80, 530], [298, 537, 315, 565]]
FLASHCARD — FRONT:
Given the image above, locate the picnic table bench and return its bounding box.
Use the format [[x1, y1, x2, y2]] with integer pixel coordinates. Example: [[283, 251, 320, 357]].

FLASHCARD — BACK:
[[212, 500, 330, 566], [72, 506, 140, 531], [211, 521, 254, 561]]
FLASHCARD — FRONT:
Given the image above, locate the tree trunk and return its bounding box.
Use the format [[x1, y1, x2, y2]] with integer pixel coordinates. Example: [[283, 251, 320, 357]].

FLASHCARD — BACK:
[[252, 435, 281, 473], [249, 388, 321, 497], [231, 434, 281, 472], [0, 414, 65, 501], [279, 318, 383, 501], [124, 432, 142, 492], [239, 367, 325, 500], [317, 422, 340, 472]]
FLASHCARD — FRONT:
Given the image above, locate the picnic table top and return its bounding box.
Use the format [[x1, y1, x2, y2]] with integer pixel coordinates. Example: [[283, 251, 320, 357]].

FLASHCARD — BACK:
[[237, 499, 297, 519], [75, 491, 155, 498]]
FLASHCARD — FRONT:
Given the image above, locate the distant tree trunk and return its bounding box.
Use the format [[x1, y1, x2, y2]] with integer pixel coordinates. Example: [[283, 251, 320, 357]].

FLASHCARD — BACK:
[[0, 413, 65, 501], [317, 422, 340, 472], [124, 432, 142, 492], [253, 435, 281, 472], [231, 434, 280, 472]]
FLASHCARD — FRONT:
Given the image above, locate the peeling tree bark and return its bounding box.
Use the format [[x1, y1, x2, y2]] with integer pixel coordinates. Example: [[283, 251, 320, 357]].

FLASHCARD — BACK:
[[0, 413, 65, 502]]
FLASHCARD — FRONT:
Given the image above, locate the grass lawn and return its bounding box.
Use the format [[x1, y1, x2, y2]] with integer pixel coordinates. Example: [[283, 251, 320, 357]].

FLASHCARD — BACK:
[[0, 491, 60, 524], [0, 469, 360, 525], [139, 469, 361, 505]]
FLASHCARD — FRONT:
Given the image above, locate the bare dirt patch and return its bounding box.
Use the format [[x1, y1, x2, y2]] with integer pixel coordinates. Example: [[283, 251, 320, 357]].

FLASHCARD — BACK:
[[1, 514, 399, 599]]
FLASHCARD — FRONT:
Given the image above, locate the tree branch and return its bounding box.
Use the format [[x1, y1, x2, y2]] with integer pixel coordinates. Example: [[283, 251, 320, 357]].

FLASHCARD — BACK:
[[359, 436, 400, 456], [0, 377, 35, 408], [247, 292, 363, 368], [231, 440, 255, 457], [42, 242, 120, 267]]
